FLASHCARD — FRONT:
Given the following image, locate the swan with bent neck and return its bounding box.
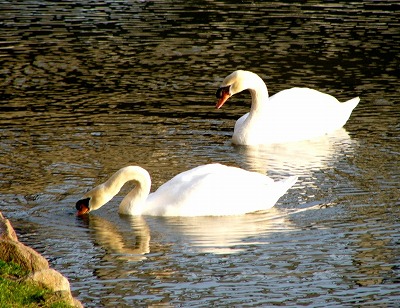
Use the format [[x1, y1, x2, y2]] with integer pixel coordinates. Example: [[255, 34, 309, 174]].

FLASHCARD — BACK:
[[76, 163, 297, 217], [216, 70, 360, 145]]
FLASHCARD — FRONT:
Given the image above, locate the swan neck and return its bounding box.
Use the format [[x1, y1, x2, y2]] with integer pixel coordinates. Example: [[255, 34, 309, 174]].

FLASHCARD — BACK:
[[118, 167, 151, 215], [248, 86, 269, 115], [235, 71, 269, 115]]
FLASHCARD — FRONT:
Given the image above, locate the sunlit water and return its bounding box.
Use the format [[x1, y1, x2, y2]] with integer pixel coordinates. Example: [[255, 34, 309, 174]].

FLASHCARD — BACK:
[[1, 0, 399, 307]]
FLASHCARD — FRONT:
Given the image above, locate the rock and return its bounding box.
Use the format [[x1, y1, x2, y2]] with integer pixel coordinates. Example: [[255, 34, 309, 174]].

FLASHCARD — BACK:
[[26, 269, 84, 308], [0, 212, 18, 241], [0, 212, 49, 272], [0, 212, 50, 272], [0, 240, 49, 272], [43, 290, 83, 308], [26, 268, 71, 292], [0, 211, 83, 308]]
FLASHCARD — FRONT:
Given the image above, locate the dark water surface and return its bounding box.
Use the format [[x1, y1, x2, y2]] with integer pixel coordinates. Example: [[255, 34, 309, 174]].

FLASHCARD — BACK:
[[1, 0, 399, 307]]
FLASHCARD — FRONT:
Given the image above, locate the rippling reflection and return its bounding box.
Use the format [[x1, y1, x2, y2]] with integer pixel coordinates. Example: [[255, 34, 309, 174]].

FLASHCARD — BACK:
[[82, 215, 150, 262], [235, 128, 357, 176], [149, 208, 297, 254], [78, 207, 319, 258]]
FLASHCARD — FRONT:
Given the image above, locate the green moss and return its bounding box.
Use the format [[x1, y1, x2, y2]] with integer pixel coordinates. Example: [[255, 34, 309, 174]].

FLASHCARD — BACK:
[[0, 260, 74, 308], [0, 259, 29, 278]]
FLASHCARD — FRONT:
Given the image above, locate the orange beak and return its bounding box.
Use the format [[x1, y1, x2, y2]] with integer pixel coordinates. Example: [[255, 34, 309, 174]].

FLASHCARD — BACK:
[[76, 204, 90, 216], [215, 86, 231, 109], [216, 92, 230, 109]]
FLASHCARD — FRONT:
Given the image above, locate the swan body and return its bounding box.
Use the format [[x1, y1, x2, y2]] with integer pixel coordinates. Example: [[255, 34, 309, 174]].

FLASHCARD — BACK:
[[76, 163, 297, 217], [216, 70, 360, 145]]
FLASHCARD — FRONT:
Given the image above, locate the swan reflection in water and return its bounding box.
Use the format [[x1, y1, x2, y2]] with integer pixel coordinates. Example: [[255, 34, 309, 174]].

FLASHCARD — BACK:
[[150, 208, 296, 254], [79, 205, 320, 257], [236, 128, 357, 176], [80, 214, 150, 262]]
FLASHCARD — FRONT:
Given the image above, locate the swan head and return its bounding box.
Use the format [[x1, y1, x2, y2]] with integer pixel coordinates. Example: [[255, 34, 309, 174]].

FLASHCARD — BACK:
[[76, 197, 91, 215], [75, 184, 112, 215], [75, 166, 152, 216], [215, 70, 266, 109], [75, 193, 105, 216]]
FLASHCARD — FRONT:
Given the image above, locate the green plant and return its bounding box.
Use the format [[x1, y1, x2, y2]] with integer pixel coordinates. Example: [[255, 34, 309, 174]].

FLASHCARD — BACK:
[[0, 260, 73, 308]]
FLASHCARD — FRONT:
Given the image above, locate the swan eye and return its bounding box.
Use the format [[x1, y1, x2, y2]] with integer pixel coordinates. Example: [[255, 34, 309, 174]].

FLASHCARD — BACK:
[[216, 86, 230, 99]]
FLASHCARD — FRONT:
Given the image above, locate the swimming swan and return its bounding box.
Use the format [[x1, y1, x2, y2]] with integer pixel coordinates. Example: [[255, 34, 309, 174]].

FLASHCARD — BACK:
[[76, 163, 297, 216], [216, 70, 359, 145]]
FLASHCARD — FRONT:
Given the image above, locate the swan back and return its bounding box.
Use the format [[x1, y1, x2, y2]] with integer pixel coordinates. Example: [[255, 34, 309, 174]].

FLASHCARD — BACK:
[[144, 164, 297, 216], [266, 88, 359, 138]]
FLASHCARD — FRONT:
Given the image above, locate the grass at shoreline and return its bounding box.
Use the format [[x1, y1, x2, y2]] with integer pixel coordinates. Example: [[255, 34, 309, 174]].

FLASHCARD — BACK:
[[0, 260, 72, 308]]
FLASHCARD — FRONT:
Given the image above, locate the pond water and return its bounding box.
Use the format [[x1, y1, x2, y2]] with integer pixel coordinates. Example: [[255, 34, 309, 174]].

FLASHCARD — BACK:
[[1, 0, 399, 306]]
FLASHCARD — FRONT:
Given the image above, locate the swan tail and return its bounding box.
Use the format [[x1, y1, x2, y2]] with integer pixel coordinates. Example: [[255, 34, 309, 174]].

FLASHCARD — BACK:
[[333, 96, 359, 129], [344, 97, 360, 111], [276, 175, 298, 197]]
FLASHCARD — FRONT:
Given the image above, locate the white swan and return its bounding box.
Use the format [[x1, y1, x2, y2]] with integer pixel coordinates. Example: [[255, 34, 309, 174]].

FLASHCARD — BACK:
[[216, 70, 360, 145], [76, 163, 297, 217]]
